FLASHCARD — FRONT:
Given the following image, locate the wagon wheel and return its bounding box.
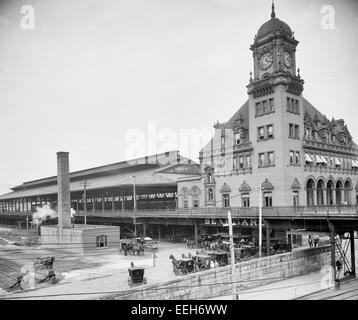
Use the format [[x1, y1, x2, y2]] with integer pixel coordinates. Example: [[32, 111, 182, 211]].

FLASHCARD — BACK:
[[181, 269, 188, 275], [173, 266, 180, 276]]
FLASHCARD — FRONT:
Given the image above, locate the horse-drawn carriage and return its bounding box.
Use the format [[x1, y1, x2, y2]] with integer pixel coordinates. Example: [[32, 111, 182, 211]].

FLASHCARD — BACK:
[[207, 251, 229, 267], [169, 255, 195, 275], [142, 237, 158, 253], [119, 239, 144, 256], [128, 263, 147, 287], [192, 254, 212, 270]]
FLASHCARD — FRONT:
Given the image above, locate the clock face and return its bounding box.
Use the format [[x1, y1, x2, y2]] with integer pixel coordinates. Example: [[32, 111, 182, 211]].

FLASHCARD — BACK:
[[259, 52, 273, 70], [283, 51, 292, 68]]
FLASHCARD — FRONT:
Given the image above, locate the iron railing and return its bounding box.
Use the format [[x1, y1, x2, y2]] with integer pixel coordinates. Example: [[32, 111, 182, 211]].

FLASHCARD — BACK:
[[2, 205, 358, 219]]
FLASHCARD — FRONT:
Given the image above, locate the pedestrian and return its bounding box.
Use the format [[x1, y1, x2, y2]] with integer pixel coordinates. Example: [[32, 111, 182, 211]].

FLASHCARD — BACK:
[[313, 235, 319, 247], [210, 260, 215, 269], [308, 235, 313, 248]]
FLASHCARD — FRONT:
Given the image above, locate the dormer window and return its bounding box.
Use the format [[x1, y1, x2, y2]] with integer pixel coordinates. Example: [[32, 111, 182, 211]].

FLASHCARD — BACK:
[[234, 132, 241, 145], [207, 173, 213, 183], [208, 188, 214, 201]]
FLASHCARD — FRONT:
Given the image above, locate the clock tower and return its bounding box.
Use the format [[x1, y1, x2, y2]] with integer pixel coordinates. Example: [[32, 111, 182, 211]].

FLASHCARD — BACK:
[[250, 3, 300, 81], [247, 3, 305, 206]]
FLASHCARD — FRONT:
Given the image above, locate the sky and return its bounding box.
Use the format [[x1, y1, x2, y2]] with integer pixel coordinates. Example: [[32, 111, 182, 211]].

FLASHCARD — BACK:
[[0, 0, 357, 194]]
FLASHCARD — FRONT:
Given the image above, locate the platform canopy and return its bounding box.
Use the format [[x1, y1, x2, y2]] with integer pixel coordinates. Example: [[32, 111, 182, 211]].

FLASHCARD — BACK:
[[0, 150, 200, 200]]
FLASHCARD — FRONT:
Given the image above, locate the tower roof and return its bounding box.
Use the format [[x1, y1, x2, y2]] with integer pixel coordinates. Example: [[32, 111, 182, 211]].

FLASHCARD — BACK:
[[255, 3, 292, 42]]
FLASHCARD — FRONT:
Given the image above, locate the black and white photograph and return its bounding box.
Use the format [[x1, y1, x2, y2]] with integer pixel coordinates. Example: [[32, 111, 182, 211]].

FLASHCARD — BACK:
[[0, 0, 358, 306]]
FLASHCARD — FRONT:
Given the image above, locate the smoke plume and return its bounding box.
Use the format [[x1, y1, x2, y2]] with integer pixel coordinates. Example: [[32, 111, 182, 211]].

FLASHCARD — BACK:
[[32, 203, 57, 225]]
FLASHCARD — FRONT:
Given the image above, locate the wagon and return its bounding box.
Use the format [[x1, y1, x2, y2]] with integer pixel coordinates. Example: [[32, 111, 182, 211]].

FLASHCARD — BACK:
[[207, 251, 229, 266], [128, 264, 147, 286], [193, 254, 212, 270], [169, 255, 195, 275]]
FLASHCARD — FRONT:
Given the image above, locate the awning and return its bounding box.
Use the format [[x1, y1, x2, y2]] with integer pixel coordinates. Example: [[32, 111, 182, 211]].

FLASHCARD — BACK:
[[334, 158, 341, 166], [352, 160, 358, 168], [320, 156, 328, 164], [305, 154, 313, 162], [316, 155, 324, 163]]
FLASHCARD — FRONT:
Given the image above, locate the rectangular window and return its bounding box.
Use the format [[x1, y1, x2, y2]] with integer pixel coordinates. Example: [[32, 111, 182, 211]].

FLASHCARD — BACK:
[[241, 193, 250, 207], [295, 152, 300, 165], [267, 125, 273, 139], [295, 100, 299, 114], [245, 155, 252, 168], [269, 98, 274, 112], [295, 125, 299, 139], [262, 100, 268, 114], [255, 102, 261, 116], [192, 199, 199, 208], [259, 153, 265, 167], [268, 152, 274, 166], [183, 200, 188, 208], [287, 97, 291, 112], [289, 123, 294, 138], [293, 191, 299, 207], [258, 127, 265, 140], [234, 132, 240, 145], [222, 194, 230, 208], [263, 192, 272, 207], [234, 157, 239, 170], [239, 156, 244, 169], [290, 151, 294, 164]]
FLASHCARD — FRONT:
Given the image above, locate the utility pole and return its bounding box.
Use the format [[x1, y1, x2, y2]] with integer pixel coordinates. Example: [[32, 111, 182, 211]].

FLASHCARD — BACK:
[[80, 179, 91, 226], [227, 210, 235, 272], [227, 210, 236, 299], [259, 186, 262, 259]]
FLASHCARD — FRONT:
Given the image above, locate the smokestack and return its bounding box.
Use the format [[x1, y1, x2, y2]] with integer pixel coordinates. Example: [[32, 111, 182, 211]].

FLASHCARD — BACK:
[[57, 152, 71, 230]]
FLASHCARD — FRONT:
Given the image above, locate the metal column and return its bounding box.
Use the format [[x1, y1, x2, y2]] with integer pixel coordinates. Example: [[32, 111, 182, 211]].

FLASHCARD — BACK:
[[194, 220, 198, 248], [266, 220, 271, 257], [329, 222, 336, 281], [350, 230, 356, 276]]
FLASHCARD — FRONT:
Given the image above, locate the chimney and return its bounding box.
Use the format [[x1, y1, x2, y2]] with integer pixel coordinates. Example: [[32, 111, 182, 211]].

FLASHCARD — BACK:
[[57, 152, 72, 230]]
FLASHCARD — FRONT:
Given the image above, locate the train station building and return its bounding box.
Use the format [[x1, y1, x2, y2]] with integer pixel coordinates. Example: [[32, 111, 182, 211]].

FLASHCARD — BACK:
[[0, 4, 358, 265]]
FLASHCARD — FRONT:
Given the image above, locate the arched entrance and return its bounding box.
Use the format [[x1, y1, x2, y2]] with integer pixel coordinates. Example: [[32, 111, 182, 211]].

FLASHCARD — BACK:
[[327, 180, 334, 205], [306, 178, 315, 206], [317, 179, 325, 206], [336, 180, 343, 205]]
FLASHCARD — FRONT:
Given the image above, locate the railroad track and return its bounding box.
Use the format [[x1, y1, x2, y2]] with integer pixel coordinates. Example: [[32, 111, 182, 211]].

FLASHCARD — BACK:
[[0, 258, 22, 291]]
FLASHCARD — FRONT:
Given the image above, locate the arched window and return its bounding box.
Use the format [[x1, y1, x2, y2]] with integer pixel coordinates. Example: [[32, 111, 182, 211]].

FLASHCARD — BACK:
[[306, 178, 315, 206], [317, 179, 325, 206], [191, 185, 201, 208], [344, 180, 352, 204], [96, 235, 107, 248], [336, 180, 343, 205], [327, 180, 334, 205]]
